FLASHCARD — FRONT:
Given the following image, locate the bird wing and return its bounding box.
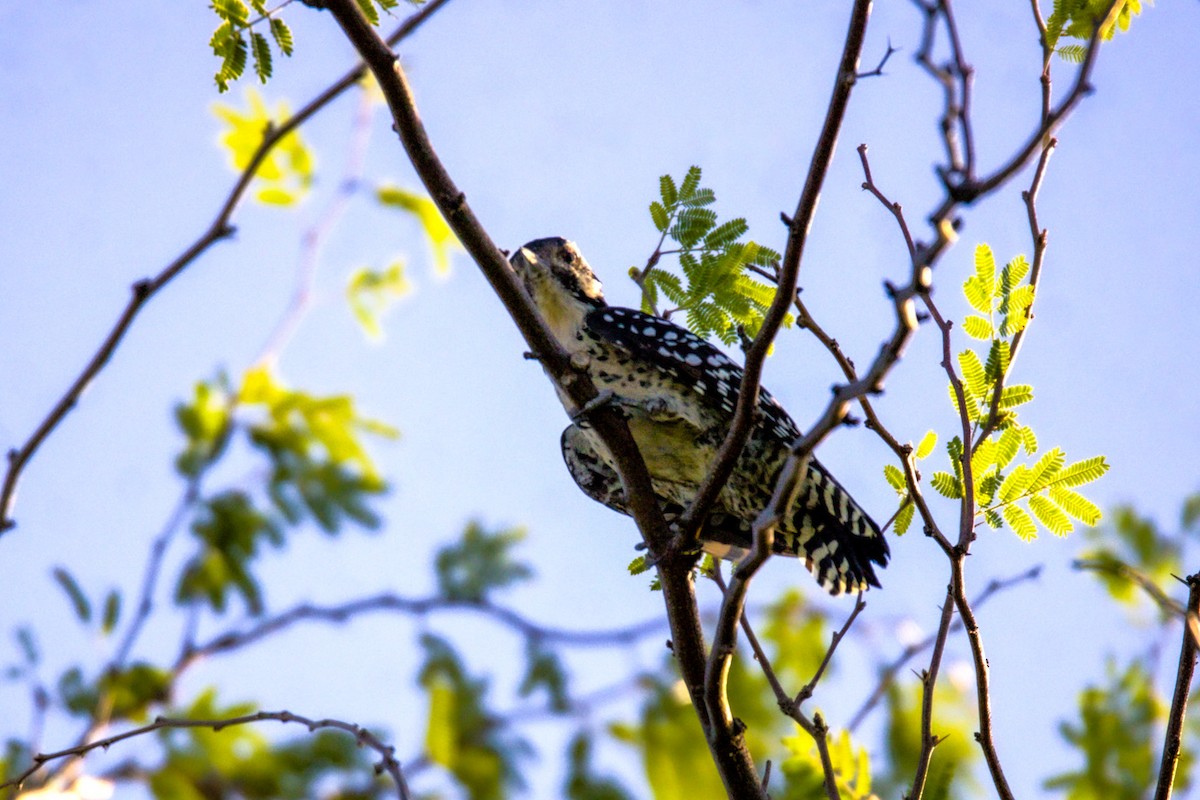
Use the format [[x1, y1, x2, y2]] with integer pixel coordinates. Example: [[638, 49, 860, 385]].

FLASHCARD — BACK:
[[583, 306, 798, 441]]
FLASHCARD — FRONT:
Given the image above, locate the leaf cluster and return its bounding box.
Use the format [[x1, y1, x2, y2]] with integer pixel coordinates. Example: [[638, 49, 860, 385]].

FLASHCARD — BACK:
[[209, 0, 295, 92], [1045, 659, 1191, 798], [636, 167, 789, 346], [780, 728, 876, 800], [930, 244, 1108, 539], [1045, 0, 1142, 57], [872, 679, 979, 800], [420, 632, 533, 800], [213, 91, 315, 205], [1079, 497, 1200, 614], [173, 366, 395, 614], [434, 521, 533, 603]]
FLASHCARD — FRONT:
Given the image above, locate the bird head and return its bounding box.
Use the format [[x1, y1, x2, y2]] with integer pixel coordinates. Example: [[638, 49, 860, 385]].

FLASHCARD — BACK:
[[510, 237, 606, 345]]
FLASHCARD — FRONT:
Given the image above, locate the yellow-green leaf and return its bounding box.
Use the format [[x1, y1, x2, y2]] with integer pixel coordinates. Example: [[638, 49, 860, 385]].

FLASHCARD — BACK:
[[915, 429, 938, 460], [1003, 504, 1038, 541], [962, 314, 993, 340], [1030, 494, 1073, 536]]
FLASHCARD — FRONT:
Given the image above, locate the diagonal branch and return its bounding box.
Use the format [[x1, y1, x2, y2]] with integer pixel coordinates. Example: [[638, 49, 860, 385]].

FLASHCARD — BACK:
[[1, 711, 410, 800], [313, 2, 766, 794], [0, 0, 453, 535]]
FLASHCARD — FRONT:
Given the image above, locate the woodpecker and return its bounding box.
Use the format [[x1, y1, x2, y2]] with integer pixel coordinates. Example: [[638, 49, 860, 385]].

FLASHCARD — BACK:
[[510, 237, 888, 595]]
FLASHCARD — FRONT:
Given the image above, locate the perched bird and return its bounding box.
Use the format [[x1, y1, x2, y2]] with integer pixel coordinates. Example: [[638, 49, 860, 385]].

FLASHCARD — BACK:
[[509, 237, 888, 595]]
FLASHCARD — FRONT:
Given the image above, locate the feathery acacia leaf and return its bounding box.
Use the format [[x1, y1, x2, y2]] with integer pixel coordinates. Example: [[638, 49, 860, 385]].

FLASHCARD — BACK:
[[638, 167, 789, 344], [1030, 494, 1073, 536], [962, 315, 993, 340], [1004, 504, 1039, 540], [916, 430, 938, 460], [931, 472, 963, 499]]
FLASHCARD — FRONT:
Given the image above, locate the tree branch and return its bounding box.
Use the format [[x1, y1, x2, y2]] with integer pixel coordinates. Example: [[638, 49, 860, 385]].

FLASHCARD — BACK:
[[907, 587, 955, 800], [0, 0, 453, 535], [848, 565, 1041, 732], [313, 2, 765, 793], [176, 592, 666, 674], [1, 711, 410, 800], [1155, 573, 1200, 800]]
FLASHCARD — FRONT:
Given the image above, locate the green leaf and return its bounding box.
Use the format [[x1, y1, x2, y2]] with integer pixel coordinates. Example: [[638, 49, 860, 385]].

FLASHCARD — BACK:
[[1045, 660, 1162, 797], [435, 521, 533, 602], [250, 31, 272, 83], [564, 732, 635, 800], [52, 567, 91, 623], [962, 315, 993, 340], [984, 339, 1011, 383], [419, 633, 530, 799], [1000, 253, 1030, 290], [649, 201, 669, 232], [213, 0, 250, 25], [1003, 504, 1038, 541], [212, 91, 313, 200], [883, 463, 907, 492], [678, 165, 702, 200], [703, 218, 749, 250], [355, 0, 380, 25], [347, 262, 410, 339], [376, 184, 460, 273], [1030, 494, 1073, 536], [1027, 447, 1066, 492], [1017, 424, 1038, 455], [915, 430, 938, 460], [958, 350, 988, 400], [999, 384, 1034, 409], [101, 590, 121, 635], [895, 502, 915, 535], [1053, 455, 1111, 488], [1000, 285, 1036, 336], [931, 471, 963, 499], [518, 643, 570, 712], [269, 17, 294, 56], [963, 243, 996, 313], [658, 173, 678, 207], [997, 464, 1033, 503], [1049, 486, 1103, 526], [100, 662, 172, 721]]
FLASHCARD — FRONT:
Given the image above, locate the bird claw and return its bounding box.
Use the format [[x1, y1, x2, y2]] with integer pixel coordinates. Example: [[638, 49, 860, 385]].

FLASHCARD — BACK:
[[571, 389, 618, 423]]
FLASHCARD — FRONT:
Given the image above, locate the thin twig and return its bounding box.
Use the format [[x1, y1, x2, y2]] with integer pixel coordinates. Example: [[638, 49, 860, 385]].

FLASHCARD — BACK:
[[257, 88, 378, 364], [0, 0, 453, 535], [907, 587, 955, 800], [1154, 574, 1200, 800], [848, 565, 1041, 731], [950, 558, 1012, 798], [1073, 558, 1187, 618], [176, 593, 666, 673], [1, 711, 410, 800], [711, 567, 841, 800], [797, 594, 866, 705]]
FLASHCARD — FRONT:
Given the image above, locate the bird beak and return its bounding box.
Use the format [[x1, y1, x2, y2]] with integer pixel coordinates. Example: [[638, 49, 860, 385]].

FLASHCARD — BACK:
[[516, 247, 537, 266]]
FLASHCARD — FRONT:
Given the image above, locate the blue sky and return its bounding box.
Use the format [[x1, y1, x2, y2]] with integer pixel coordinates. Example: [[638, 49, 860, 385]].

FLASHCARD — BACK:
[[2, 1, 1199, 796]]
